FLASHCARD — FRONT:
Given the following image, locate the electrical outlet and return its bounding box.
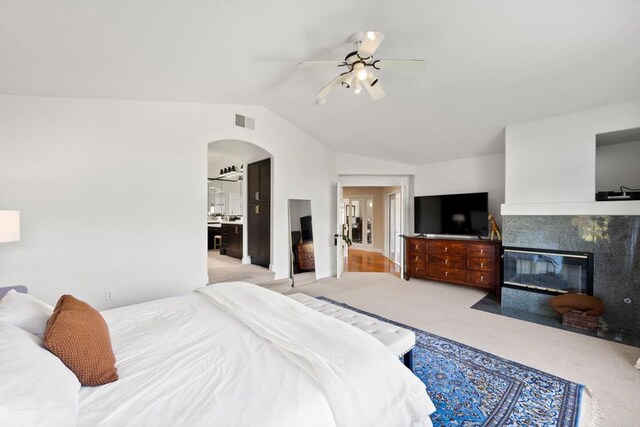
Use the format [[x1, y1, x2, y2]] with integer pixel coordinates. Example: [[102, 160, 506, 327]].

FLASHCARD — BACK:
[[105, 290, 113, 301]]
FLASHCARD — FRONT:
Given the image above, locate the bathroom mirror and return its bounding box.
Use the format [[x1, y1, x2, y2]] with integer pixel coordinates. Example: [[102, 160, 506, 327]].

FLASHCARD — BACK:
[[208, 179, 243, 215], [288, 199, 316, 286]]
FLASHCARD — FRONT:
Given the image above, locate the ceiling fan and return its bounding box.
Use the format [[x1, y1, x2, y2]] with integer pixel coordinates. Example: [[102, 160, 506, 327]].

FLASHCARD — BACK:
[[298, 31, 425, 102]]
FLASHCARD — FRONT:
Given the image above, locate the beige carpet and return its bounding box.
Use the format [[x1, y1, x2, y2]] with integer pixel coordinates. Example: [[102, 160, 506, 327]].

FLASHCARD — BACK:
[[292, 271, 316, 287], [281, 272, 639, 426], [207, 251, 275, 285]]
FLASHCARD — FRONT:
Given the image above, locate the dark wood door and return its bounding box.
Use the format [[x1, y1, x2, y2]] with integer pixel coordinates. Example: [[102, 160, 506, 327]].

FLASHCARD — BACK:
[[248, 204, 261, 259], [248, 162, 260, 202], [259, 161, 270, 201], [258, 203, 270, 260], [231, 225, 241, 253], [248, 159, 270, 202], [248, 158, 271, 267]]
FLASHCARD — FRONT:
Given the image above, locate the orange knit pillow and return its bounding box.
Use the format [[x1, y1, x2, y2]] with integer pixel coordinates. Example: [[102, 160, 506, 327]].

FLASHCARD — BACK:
[[43, 295, 118, 386]]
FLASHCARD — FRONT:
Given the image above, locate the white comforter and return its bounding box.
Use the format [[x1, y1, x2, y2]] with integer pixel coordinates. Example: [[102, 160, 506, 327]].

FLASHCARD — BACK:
[[198, 283, 435, 427], [78, 283, 434, 426]]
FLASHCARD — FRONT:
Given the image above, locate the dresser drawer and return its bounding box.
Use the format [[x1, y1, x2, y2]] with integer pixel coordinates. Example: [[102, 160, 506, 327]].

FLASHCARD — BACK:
[[468, 243, 495, 258], [429, 254, 467, 269], [297, 252, 315, 261], [406, 239, 427, 254], [428, 265, 468, 282], [428, 241, 467, 257], [407, 263, 427, 276], [468, 271, 494, 287], [468, 257, 495, 272], [297, 243, 314, 253], [299, 259, 315, 270], [407, 252, 428, 265]]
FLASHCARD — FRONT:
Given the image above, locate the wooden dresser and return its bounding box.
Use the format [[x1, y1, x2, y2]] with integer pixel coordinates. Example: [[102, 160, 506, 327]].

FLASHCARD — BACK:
[[404, 237, 501, 293], [295, 242, 315, 271]]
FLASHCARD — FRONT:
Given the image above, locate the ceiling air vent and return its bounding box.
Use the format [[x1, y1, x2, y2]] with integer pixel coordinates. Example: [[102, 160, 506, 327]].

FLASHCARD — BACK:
[[235, 114, 255, 130]]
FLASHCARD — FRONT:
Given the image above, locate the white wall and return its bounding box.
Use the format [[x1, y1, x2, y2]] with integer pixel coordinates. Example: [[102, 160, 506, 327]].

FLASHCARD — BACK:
[[414, 153, 506, 227], [337, 153, 416, 176], [596, 140, 640, 192], [0, 95, 337, 308], [505, 100, 640, 212]]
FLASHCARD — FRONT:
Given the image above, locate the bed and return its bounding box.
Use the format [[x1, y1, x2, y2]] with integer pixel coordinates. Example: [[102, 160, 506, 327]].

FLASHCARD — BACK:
[[0, 283, 435, 427]]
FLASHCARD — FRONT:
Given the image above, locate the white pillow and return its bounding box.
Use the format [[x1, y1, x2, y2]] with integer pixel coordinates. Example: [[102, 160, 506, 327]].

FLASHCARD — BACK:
[[0, 289, 53, 338], [0, 321, 81, 427]]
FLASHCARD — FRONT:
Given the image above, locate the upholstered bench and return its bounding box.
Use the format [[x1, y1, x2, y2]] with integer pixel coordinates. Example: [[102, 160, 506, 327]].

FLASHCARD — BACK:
[[288, 293, 416, 370]]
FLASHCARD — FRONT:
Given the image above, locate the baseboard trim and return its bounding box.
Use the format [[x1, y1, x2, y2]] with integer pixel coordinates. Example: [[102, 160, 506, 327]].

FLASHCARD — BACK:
[[350, 247, 383, 253]]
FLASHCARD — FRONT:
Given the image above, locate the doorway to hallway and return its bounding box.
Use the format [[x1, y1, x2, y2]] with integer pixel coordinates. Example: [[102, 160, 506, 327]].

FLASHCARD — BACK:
[[341, 185, 402, 274]]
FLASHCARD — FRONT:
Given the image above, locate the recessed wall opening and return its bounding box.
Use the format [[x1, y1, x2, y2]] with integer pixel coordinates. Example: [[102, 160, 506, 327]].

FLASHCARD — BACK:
[[206, 139, 274, 285], [595, 127, 640, 201]]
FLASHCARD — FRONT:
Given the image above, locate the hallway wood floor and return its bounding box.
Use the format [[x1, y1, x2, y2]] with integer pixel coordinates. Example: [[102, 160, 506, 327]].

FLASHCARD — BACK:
[[343, 249, 401, 274]]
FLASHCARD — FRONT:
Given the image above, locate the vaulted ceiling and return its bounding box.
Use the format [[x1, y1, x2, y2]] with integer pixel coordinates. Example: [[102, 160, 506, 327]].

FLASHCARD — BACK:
[[1, 1, 639, 165]]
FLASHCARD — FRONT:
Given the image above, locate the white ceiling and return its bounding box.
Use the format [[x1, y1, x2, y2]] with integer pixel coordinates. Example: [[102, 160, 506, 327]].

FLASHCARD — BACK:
[[1, 1, 639, 165]]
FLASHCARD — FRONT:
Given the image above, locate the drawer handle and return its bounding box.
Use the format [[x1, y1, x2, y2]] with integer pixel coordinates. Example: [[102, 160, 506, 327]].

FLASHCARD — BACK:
[[480, 249, 484, 254], [445, 271, 448, 277], [415, 245, 419, 249], [444, 259, 448, 264], [444, 247, 448, 252], [480, 276, 484, 282], [415, 267, 419, 272], [415, 256, 419, 261], [481, 262, 484, 268]]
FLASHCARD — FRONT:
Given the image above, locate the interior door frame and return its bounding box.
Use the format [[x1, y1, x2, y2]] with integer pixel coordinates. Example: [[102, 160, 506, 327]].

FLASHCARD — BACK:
[[387, 191, 402, 265], [336, 182, 344, 279], [337, 175, 412, 279]]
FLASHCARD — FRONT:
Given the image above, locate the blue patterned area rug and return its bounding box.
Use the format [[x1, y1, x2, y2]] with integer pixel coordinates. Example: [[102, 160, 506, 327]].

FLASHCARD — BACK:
[[318, 297, 584, 427]]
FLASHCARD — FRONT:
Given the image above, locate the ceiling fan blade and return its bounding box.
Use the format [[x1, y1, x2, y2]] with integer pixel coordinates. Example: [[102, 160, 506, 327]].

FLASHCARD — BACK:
[[363, 73, 385, 100], [357, 31, 385, 58], [298, 61, 344, 68], [315, 72, 352, 99], [374, 59, 426, 70]]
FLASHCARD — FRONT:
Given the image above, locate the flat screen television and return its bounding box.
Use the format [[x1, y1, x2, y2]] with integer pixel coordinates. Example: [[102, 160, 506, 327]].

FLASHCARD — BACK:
[[300, 215, 313, 242], [414, 192, 488, 237]]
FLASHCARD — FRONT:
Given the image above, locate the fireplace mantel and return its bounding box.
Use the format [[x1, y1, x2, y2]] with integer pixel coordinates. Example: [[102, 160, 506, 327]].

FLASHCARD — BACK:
[[501, 201, 640, 216]]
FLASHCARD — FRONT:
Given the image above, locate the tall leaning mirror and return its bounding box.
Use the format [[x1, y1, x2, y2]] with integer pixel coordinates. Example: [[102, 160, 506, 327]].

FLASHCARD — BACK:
[[288, 199, 316, 286]]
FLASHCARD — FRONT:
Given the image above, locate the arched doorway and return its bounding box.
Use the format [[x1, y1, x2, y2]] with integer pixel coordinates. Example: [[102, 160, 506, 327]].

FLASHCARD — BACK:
[[207, 139, 274, 284]]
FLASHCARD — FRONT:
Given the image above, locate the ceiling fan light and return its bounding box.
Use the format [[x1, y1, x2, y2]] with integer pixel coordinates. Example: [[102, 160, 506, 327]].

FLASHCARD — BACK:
[[354, 79, 362, 94], [357, 68, 368, 81], [366, 31, 376, 40], [339, 71, 354, 89]]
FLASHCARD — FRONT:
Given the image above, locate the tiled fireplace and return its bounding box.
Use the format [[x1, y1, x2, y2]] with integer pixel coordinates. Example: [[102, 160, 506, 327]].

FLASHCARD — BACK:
[[503, 247, 593, 295], [501, 215, 640, 336]]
